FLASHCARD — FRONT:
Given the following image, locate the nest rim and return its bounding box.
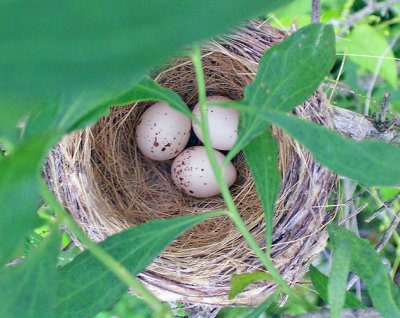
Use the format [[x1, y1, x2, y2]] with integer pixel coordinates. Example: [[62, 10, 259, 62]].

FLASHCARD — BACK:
[[45, 21, 337, 307]]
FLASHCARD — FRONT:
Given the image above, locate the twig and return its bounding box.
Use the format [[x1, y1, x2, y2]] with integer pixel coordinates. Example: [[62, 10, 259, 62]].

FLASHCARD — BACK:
[[366, 191, 400, 223], [377, 92, 390, 124], [311, 0, 321, 23], [339, 203, 368, 225], [329, 51, 347, 102], [375, 211, 400, 253], [364, 32, 400, 116], [331, 0, 398, 36], [62, 241, 77, 252]]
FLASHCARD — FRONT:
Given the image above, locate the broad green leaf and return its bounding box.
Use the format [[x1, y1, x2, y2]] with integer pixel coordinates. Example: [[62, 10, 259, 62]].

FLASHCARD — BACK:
[[337, 24, 398, 88], [0, 0, 291, 141], [310, 265, 365, 309], [244, 130, 280, 251], [328, 240, 351, 318], [68, 77, 194, 132], [24, 77, 193, 141], [252, 109, 400, 187], [0, 134, 55, 266], [56, 212, 223, 318], [229, 271, 273, 299], [0, 228, 59, 318], [328, 225, 400, 318], [231, 23, 335, 157]]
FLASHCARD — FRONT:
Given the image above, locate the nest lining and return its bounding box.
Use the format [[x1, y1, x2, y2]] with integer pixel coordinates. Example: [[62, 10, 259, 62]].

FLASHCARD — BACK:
[[45, 22, 337, 306]]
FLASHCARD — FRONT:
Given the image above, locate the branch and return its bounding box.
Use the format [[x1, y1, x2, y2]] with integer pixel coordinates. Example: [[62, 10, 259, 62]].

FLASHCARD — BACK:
[[311, 0, 321, 23], [332, 106, 400, 146], [331, 0, 398, 35]]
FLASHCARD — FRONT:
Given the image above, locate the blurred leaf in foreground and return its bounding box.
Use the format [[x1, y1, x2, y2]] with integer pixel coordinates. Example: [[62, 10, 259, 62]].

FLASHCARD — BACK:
[[0, 228, 59, 318], [0, 134, 54, 267], [56, 212, 223, 318], [0, 0, 291, 143]]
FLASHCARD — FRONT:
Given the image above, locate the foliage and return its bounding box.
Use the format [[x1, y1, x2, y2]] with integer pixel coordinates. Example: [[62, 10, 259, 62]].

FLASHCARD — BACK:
[[246, 109, 400, 187], [309, 265, 365, 309], [228, 272, 273, 300], [0, 228, 59, 318], [328, 226, 400, 317], [56, 214, 221, 318], [0, 0, 399, 317], [337, 24, 398, 88]]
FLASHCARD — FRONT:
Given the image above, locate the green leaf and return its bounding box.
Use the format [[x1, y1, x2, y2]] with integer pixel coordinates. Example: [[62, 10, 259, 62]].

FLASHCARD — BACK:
[[232, 23, 335, 155], [56, 212, 222, 318], [0, 134, 54, 266], [310, 265, 365, 309], [337, 24, 398, 88], [328, 240, 351, 318], [0, 227, 59, 318], [243, 292, 278, 318], [243, 129, 280, 250], [0, 104, 41, 145], [68, 77, 195, 133], [0, 0, 291, 140], [252, 109, 400, 187], [229, 271, 273, 299], [328, 225, 400, 318], [24, 77, 193, 141]]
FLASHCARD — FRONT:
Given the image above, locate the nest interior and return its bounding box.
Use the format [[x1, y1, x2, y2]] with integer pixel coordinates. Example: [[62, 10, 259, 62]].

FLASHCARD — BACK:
[[45, 22, 337, 306]]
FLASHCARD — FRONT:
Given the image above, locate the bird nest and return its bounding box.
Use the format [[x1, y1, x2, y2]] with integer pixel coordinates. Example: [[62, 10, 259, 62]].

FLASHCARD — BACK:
[[45, 22, 337, 307]]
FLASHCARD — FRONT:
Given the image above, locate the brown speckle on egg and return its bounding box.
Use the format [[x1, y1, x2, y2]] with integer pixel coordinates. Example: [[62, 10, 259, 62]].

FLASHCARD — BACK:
[[135, 101, 191, 161], [171, 146, 237, 198]]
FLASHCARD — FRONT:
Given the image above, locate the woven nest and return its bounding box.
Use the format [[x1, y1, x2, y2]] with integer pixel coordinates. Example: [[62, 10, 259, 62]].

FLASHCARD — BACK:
[[45, 22, 337, 307]]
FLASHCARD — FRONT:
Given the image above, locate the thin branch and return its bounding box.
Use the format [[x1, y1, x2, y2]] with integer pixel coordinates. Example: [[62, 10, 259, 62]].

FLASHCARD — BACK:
[[311, 0, 321, 23], [364, 32, 400, 116], [339, 203, 368, 226], [331, 0, 398, 36], [366, 191, 400, 222], [377, 92, 391, 123], [375, 211, 400, 253], [329, 52, 347, 102]]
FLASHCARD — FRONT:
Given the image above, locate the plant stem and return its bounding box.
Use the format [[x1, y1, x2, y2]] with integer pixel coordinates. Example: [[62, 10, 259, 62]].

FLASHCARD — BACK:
[[191, 44, 313, 308], [39, 179, 172, 317]]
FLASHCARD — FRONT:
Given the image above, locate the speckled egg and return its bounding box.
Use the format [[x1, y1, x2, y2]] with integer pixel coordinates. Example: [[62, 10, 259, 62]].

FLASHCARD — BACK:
[[135, 101, 191, 161], [192, 96, 239, 151], [171, 146, 237, 198]]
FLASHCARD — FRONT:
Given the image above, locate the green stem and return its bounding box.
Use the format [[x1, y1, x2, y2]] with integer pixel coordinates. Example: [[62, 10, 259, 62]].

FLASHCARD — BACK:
[[191, 44, 311, 307], [39, 179, 172, 317]]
